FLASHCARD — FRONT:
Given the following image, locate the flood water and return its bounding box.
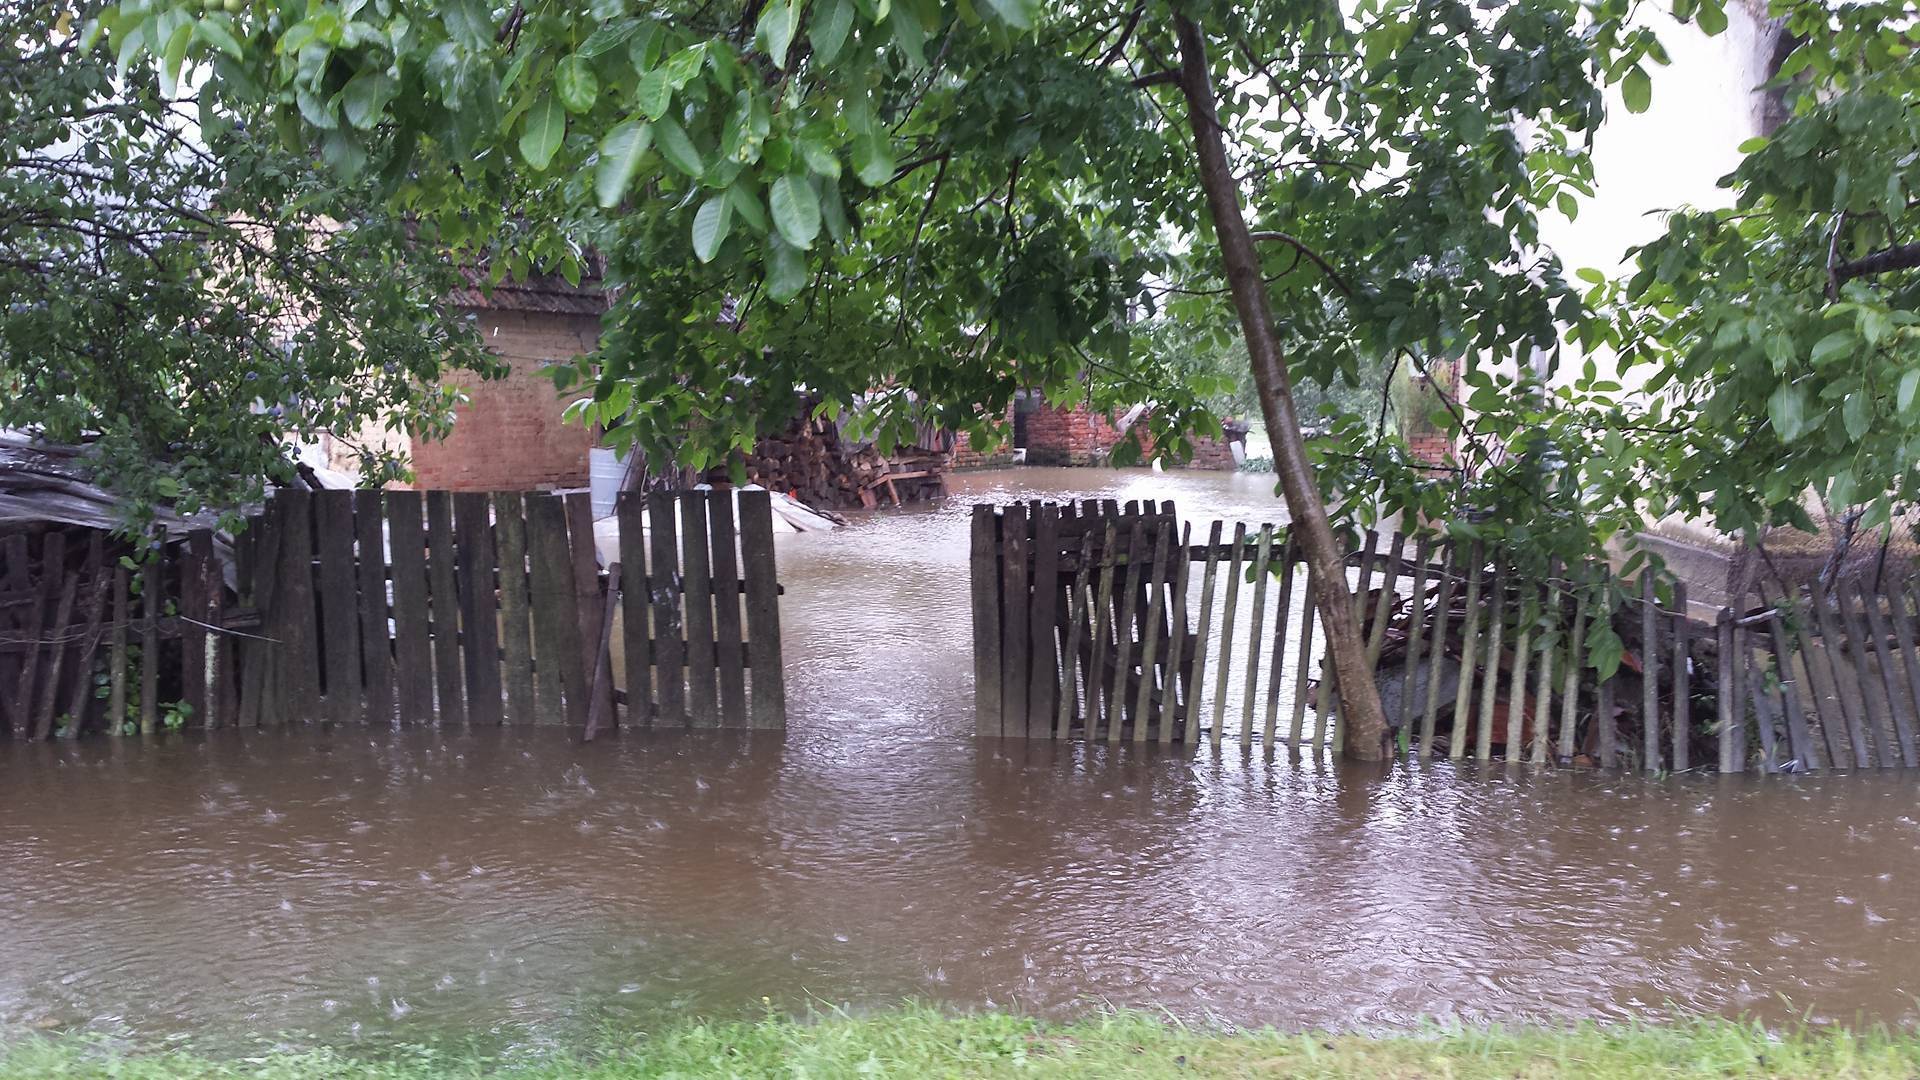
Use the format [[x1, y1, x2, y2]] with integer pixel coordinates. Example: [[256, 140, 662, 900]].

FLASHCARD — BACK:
[[3, 467, 1919, 1050]]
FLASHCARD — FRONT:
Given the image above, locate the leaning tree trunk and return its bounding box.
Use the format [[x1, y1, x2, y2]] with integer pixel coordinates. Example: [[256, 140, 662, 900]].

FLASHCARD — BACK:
[[1172, 13, 1391, 761]]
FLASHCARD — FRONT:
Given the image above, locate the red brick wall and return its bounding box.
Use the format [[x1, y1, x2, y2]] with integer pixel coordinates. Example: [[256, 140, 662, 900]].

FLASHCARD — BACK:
[[1023, 403, 1135, 466], [410, 309, 599, 490]]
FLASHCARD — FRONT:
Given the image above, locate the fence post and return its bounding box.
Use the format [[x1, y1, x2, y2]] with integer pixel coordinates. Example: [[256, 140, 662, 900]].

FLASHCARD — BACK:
[[970, 505, 1003, 737]]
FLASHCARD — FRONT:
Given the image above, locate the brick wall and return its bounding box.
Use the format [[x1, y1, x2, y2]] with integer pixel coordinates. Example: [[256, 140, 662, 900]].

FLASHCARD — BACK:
[[1023, 402, 1135, 466], [410, 309, 599, 491]]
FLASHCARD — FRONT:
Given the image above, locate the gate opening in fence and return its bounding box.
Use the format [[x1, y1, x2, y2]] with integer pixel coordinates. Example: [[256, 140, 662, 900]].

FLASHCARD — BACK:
[[1, 488, 785, 739], [972, 499, 1920, 773]]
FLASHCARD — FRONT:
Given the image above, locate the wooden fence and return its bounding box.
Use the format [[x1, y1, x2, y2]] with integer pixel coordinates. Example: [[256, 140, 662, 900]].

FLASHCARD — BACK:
[[971, 499, 1920, 773], [1, 488, 785, 739]]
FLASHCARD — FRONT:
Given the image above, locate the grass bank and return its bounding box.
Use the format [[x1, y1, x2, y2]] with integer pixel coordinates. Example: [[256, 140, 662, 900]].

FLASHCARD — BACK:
[[3, 1008, 1918, 1078]]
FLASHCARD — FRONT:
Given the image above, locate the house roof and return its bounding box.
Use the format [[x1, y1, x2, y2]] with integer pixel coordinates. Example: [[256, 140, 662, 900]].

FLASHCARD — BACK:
[[450, 264, 610, 316]]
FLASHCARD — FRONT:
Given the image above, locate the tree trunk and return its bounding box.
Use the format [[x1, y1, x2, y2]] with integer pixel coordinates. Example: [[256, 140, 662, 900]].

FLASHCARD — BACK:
[[1172, 13, 1391, 761]]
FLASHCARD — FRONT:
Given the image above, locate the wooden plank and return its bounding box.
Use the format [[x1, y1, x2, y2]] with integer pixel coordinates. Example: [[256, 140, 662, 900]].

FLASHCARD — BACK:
[[1235, 524, 1275, 743], [1529, 585, 1555, 767], [355, 490, 396, 726], [425, 491, 466, 726], [1290, 564, 1320, 750], [1025, 504, 1062, 736], [738, 489, 787, 729], [1844, 579, 1911, 767], [1716, 609, 1737, 772], [1107, 519, 1147, 745], [566, 492, 611, 725], [181, 532, 210, 731], [489, 493, 536, 725], [970, 505, 1003, 737], [998, 503, 1031, 738], [680, 491, 720, 727], [33, 547, 80, 739], [1186, 521, 1225, 747], [1596, 665, 1617, 769], [1163, 523, 1195, 745], [237, 506, 283, 730], [454, 492, 503, 726], [1759, 586, 1819, 769], [1558, 578, 1589, 763], [140, 537, 160, 733], [13, 533, 56, 737], [584, 562, 624, 741], [1811, 585, 1873, 768], [1669, 582, 1691, 771], [625, 491, 664, 726], [1883, 583, 1920, 768], [1057, 532, 1096, 740], [1477, 562, 1508, 762], [387, 492, 438, 724], [64, 534, 110, 736], [1086, 519, 1121, 741], [1447, 547, 1484, 761], [1504, 565, 1533, 762], [648, 491, 688, 726], [1399, 536, 1432, 747], [314, 490, 362, 723], [1419, 544, 1457, 757], [707, 493, 747, 727], [1325, 538, 1380, 755], [527, 494, 585, 727], [1743, 622, 1779, 772], [1208, 522, 1249, 747], [1262, 539, 1297, 747], [1132, 519, 1175, 743], [280, 492, 322, 723], [1364, 532, 1405, 668], [109, 566, 128, 734], [1640, 574, 1661, 771]]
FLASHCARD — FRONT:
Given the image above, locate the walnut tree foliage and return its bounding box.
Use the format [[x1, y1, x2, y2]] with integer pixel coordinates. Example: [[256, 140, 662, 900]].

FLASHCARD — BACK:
[[1, 0, 492, 523]]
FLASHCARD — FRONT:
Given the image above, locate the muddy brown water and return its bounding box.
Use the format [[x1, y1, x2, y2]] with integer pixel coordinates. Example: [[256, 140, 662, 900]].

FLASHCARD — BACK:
[[3, 467, 1919, 1050]]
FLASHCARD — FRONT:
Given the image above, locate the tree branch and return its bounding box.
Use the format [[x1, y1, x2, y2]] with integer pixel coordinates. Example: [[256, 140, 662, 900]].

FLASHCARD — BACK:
[[1248, 230, 1353, 296], [1835, 240, 1920, 284]]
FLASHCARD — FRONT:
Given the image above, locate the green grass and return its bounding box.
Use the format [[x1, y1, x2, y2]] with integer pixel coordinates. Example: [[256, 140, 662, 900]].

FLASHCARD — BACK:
[[4, 1007, 1920, 1078]]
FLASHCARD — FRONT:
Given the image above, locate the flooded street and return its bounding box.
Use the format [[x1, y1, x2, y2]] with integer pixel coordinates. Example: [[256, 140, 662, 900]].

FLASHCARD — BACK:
[[3, 468, 1919, 1049]]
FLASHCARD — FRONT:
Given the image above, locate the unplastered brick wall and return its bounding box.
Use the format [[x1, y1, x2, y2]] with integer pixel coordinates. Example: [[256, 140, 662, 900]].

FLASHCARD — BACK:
[[1022, 402, 1135, 466], [410, 309, 599, 490]]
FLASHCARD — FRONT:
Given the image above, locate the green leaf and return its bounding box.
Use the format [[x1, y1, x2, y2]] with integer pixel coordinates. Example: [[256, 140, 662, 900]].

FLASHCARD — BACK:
[[633, 69, 671, 120], [851, 131, 894, 187], [1621, 66, 1652, 114], [755, 0, 800, 68], [192, 15, 245, 60], [1694, 0, 1727, 34], [729, 184, 770, 232], [1811, 331, 1854, 366], [653, 116, 704, 177], [692, 194, 732, 262], [160, 20, 191, 97], [340, 70, 396, 130], [981, 0, 1033, 30], [765, 238, 806, 302], [891, 4, 927, 68], [770, 174, 820, 249], [1768, 382, 1807, 441], [556, 55, 599, 114], [519, 94, 566, 170], [595, 119, 652, 207], [664, 44, 706, 88], [810, 0, 854, 64], [1898, 370, 1919, 415]]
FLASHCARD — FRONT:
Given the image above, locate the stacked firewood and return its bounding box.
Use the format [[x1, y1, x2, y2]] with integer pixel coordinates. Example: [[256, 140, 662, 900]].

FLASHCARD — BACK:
[[704, 409, 950, 511]]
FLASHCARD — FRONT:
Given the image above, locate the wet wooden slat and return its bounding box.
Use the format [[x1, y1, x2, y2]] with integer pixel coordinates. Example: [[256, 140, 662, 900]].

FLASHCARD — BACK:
[[1668, 582, 1689, 771], [1418, 543, 1457, 758], [108, 566, 129, 734], [355, 490, 396, 726], [278, 491, 322, 724], [1237, 524, 1275, 743], [1025, 504, 1061, 737], [1208, 523, 1249, 747], [1130, 520, 1174, 743], [1557, 582, 1588, 762], [1716, 609, 1737, 772], [1290, 564, 1320, 750], [708, 493, 748, 726], [425, 492, 466, 726], [1447, 549, 1484, 761], [1399, 536, 1432, 746], [584, 562, 624, 742], [139, 540, 160, 733], [1057, 532, 1095, 740], [1846, 579, 1913, 767], [64, 534, 111, 736], [1107, 519, 1148, 745], [1811, 585, 1873, 768], [1744, 620, 1780, 772], [738, 490, 787, 729], [999, 503, 1032, 738], [1186, 521, 1224, 747], [1163, 523, 1195, 746], [618, 492, 653, 726], [314, 490, 362, 723], [648, 491, 687, 727], [487, 493, 536, 724], [1477, 562, 1508, 762], [1326, 539, 1380, 756], [235, 509, 282, 730], [1262, 539, 1297, 748], [527, 494, 585, 728], [33, 558, 80, 739], [680, 491, 720, 728], [565, 492, 611, 726], [970, 506, 1003, 737], [1640, 574, 1661, 771], [1883, 584, 1920, 767], [387, 492, 438, 724], [454, 493, 503, 725], [1086, 520, 1121, 741], [1529, 576, 1555, 767], [1758, 587, 1819, 770]]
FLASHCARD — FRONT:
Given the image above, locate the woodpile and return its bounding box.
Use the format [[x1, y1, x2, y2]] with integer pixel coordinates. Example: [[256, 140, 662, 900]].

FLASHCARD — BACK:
[[705, 407, 950, 511]]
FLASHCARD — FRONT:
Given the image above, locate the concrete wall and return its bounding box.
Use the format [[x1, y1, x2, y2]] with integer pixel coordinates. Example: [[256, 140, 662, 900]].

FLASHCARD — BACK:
[[409, 309, 599, 491]]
